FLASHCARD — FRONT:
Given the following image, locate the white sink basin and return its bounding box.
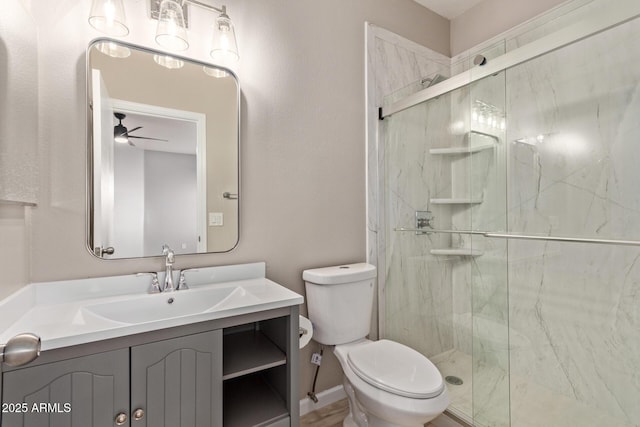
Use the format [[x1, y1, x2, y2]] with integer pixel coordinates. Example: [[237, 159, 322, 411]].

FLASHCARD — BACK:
[[82, 286, 255, 324], [0, 262, 304, 351]]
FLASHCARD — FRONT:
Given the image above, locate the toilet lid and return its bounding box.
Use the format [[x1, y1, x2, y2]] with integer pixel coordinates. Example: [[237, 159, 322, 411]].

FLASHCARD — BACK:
[[347, 340, 444, 399]]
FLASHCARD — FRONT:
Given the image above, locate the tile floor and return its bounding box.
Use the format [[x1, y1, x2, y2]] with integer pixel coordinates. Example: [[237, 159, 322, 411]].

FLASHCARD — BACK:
[[430, 348, 636, 427]]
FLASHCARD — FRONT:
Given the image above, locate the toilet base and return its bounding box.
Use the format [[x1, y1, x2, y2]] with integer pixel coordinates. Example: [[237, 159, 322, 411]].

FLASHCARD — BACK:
[[342, 413, 359, 427], [342, 377, 434, 427]]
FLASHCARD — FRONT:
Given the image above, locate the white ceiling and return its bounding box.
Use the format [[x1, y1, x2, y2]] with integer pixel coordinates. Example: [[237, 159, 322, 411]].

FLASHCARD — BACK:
[[413, 0, 486, 19], [115, 112, 197, 155]]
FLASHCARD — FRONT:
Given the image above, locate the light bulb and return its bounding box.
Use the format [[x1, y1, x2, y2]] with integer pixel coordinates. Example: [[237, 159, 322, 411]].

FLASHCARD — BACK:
[[210, 14, 239, 64]]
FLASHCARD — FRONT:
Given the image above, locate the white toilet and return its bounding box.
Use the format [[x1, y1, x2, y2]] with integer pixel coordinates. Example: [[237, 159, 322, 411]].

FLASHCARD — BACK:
[[303, 263, 449, 427]]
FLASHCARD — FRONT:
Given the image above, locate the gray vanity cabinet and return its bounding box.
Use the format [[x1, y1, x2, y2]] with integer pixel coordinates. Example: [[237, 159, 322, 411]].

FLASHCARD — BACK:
[[1, 307, 299, 427], [130, 330, 222, 427], [1, 331, 222, 427], [1, 349, 130, 427]]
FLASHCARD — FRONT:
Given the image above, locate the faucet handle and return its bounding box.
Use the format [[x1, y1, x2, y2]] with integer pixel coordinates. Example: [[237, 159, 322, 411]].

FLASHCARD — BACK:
[[177, 268, 199, 291], [161, 244, 175, 263], [137, 272, 161, 293]]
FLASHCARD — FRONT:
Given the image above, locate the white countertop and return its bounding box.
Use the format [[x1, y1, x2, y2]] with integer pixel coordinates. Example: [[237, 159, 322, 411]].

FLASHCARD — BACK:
[[0, 263, 303, 351]]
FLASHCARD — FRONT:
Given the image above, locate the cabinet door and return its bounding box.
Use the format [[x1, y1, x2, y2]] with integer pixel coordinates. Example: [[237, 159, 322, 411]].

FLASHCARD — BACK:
[[131, 330, 222, 427], [1, 349, 129, 427]]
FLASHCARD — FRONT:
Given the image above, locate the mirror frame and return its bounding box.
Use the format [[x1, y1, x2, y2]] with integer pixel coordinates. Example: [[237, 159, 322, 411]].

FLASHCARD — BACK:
[[86, 38, 241, 259]]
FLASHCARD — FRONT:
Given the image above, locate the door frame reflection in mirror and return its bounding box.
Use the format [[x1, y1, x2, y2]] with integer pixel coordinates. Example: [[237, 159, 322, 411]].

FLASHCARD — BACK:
[[87, 38, 240, 259], [112, 99, 208, 254]]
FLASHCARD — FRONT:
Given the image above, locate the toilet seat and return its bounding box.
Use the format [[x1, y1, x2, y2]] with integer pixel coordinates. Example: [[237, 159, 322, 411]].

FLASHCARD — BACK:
[[347, 339, 444, 399]]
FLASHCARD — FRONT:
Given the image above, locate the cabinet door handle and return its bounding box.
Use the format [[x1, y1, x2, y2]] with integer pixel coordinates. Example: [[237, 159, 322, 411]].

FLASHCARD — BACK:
[[115, 412, 128, 425], [133, 408, 145, 421]]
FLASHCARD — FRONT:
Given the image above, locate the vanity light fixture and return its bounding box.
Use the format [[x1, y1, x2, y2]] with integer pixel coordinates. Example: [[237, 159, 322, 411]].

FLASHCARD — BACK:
[[209, 7, 239, 64], [155, 0, 189, 51], [150, 0, 239, 63], [88, 0, 129, 37], [89, 0, 240, 65]]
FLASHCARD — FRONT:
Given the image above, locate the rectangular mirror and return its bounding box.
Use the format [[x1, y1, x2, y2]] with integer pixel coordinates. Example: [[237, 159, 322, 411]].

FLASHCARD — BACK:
[[87, 39, 239, 259]]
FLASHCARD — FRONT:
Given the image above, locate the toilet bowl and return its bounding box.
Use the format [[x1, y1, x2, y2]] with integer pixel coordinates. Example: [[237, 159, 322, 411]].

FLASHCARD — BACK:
[[303, 263, 449, 427], [335, 339, 449, 427]]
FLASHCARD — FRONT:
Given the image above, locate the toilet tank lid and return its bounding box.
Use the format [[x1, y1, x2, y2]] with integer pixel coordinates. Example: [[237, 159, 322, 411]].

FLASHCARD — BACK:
[[303, 263, 376, 285]]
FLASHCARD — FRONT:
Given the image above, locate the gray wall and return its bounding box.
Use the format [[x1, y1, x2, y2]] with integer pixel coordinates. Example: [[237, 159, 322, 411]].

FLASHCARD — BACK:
[[143, 150, 198, 256], [0, 0, 448, 399], [450, 0, 567, 54], [114, 143, 144, 258]]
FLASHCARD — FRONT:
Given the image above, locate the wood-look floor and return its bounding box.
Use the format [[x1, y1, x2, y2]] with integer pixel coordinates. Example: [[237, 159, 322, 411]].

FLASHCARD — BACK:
[[300, 399, 350, 427], [300, 399, 439, 427]]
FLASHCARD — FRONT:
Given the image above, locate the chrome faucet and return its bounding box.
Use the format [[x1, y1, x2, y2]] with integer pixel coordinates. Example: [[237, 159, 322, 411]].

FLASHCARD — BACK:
[[162, 244, 175, 292]]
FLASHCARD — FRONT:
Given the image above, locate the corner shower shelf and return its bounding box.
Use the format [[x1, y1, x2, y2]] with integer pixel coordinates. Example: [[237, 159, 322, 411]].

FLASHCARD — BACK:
[[430, 198, 483, 205], [430, 248, 484, 257], [429, 143, 495, 155], [429, 129, 499, 155]]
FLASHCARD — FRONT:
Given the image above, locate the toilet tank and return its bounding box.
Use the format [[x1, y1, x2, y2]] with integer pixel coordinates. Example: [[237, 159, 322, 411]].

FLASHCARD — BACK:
[[303, 263, 376, 345]]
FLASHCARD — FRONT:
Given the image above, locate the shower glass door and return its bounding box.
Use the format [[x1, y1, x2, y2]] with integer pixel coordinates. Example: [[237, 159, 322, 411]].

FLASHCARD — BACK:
[[382, 57, 511, 425], [467, 44, 510, 427], [502, 11, 640, 427]]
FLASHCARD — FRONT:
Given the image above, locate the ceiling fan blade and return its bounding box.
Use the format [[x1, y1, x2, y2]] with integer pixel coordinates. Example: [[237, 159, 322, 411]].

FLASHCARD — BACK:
[[128, 135, 169, 142], [125, 126, 143, 134]]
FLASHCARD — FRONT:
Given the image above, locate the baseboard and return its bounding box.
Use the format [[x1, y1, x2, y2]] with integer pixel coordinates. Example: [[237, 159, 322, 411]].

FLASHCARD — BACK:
[[299, 385, 347, 416]]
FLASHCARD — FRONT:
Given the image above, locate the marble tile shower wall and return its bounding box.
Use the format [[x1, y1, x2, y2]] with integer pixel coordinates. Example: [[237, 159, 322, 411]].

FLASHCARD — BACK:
[[504, 14, 640, 427], [383, 95, 455, 357], [366, 24, 450, 342]]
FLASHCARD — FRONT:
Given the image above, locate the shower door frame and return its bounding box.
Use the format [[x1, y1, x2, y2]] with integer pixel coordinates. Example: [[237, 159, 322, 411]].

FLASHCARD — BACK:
[[380, 0, 640, 120]]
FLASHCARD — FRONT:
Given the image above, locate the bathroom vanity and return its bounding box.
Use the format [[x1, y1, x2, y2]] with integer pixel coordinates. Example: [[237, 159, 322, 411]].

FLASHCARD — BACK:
[[0, 263, 303, 427]]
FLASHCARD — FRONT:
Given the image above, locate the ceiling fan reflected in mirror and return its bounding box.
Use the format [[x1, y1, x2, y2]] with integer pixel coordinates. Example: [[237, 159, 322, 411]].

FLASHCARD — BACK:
[[113, 112, 169, 145]]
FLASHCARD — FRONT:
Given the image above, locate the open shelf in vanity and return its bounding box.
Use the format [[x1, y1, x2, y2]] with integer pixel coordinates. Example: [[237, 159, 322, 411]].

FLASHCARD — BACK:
[[223, 317, 291, 427], [223, 328, 287, 380]]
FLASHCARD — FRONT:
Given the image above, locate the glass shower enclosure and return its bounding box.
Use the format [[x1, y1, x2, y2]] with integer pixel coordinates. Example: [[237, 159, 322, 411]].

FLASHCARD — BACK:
[[380, 3, 640, 426]]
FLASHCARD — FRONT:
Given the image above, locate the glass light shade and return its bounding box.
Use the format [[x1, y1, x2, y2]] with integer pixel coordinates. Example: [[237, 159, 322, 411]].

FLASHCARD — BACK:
[[88, 0, 129, 37], [210, 14, 239, 64], [95, 41, 131, 58], [203, 66, 229, 78], [153, 54, 185, 69], [155, 0, 189, 51]]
